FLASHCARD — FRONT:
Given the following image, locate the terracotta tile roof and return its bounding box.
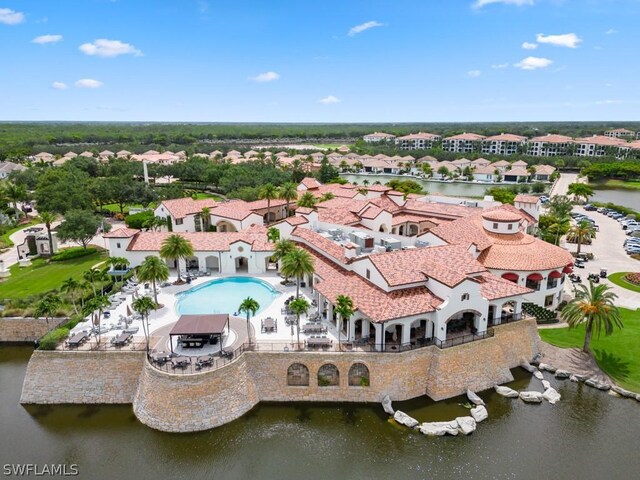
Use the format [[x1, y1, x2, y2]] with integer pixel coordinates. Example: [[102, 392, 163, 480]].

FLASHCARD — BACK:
[[481, 209, 522, 222], [245, 198, 288, 210], [359, 205, 384, 219], [478, 273, 532, 300], [318, 208, 361, 225], [607, 128, 635, 134], [292, 227, 348, 263], [575, 135, 628, 147], [503, 167, 530, 177], [391, 213, 437, 227], [534, 164, 556, 174], [285, 216, 309, 226], [160, 197, 218, 219], [127, 231, 273, 252], [473, 165, 498, 175], [211, 201, 257, 221], [430, 217, 494, 251], [515, 194, 540, 204], [471, 158, 491, 166], [366, 184, 393, 192], [403, 199, 477, 219], [483, 134, 526, 142], [300, 177, 322, 189], [530, 134, 574, 143], [296, 207, 314, 215], [103, 227, 140, 238], [366, 245, 486, 288], [511, 160, 528, 167], [629, 141, 640, 150], [370, 195, 403, 213], [445, 133, 486, 141], [396, 132, 441, 140], [490, 160, 511, 167]]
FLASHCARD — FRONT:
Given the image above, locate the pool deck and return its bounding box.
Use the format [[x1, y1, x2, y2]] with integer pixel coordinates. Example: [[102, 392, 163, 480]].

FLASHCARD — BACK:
[[68, 271, 339, 355]]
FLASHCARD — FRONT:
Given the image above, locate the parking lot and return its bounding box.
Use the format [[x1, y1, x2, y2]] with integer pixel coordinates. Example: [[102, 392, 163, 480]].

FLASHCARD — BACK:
[[561, 205, 640, 309]]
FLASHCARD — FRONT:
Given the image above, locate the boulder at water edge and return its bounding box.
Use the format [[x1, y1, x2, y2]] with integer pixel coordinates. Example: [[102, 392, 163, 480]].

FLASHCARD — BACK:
[[539, 363, 557, 373], [466, 389, 485, 406], [543, 388, 561, 404], [382, 395, 395, 415], [393, 410, 419, 429], [555, 370, 571, 379], [419, 421, 459, 436], [541, 380, 551, 390], [519, 391, 544, 403], [611, 386, 636, 398], [533, 370, 544, 380], [520, 362, 537, 373], [470, 405, 488, 423], [585, 378, 610, 391], [570, 374, 587, 383], [494, 385, 520, 398], [456, 416, 477, 435]]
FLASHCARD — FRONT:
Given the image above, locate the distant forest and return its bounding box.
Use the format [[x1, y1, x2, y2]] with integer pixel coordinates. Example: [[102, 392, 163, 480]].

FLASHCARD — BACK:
[[1, 121, 639, 160]]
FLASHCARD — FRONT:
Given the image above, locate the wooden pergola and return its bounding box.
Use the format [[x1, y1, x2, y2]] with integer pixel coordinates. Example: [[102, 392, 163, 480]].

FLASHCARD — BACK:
[[169, 314, 229, 354]]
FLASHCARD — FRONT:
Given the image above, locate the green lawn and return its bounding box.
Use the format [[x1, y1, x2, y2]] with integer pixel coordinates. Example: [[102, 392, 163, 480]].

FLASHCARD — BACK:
[[0, 251, 107, 299], [0, 217, 41, 248], [539, 308, 640, 392], [591, 179, 640, 191], [608, 272, 640, 293], [101, 203, 144, 214], [191, 192, 224, 201]]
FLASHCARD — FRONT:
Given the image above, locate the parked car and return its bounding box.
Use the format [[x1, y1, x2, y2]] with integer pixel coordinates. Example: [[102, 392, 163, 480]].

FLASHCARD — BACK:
[[584, 204, 597, 211], [21, 204, 33, 213], [597, 207, 608, 213]]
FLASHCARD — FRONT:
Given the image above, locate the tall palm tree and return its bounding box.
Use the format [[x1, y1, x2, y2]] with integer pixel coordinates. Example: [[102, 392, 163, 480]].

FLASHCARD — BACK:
[[132, 295, 156, 352], [159, 234, 194, 283], [61, 277, 81, 314], [238, 297, 260, 345], [266, 226, 280, 243], [271, 239, 295, 271], [4, 181, 26, 221], [289, 297, 310, 349], [280, 247, 315, 298], [297, 192, 317, 209], [562, 281, 623, 354], [334, 295, 354, 352], [39, 211, 56, 256], [83, 295, 110, 345], [106, 256, 130, 283], [200, 207, 211, 231], [259, 183, 278, 225], [279, 182, 298, 217], [136, 255, 169, 307], [83, 267, 103, 296], [34, 293, 62, 325], [568, 219, 596, 255]]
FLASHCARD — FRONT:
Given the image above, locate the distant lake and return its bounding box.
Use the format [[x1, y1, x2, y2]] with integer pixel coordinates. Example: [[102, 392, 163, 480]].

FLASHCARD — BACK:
[[341, 174, 494, 198], [591, 189, 640, 210]]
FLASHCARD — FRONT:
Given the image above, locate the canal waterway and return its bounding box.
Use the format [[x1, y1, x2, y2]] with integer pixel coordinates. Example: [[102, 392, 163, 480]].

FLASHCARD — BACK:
[[2, 346, 639, 480], [591, 189, 640, 210]]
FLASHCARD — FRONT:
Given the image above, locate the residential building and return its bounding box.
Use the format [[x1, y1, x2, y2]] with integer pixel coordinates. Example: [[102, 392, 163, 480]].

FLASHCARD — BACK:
[[527, 134, 574, 157], [363, 132, 396, 143], [604, 128, 636, 139], [481, 134, 527, 156], [532, 164, 556, 182], [0, 161, 27, 179], [502, 167, 530, 183], [574, 135, 629, 157], [442, 133, 485, 153], [395, 132, 442, 150]]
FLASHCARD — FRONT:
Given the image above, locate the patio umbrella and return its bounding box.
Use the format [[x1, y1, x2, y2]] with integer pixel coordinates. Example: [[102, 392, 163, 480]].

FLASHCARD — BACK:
[[126, 305, 132, 317], [392, 328, 398, 342]]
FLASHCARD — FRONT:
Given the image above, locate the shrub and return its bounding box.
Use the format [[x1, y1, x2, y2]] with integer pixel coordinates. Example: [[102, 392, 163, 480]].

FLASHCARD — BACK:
[[624, 273, 640, 286], [51, 246, 98, 262], [125, 210, 153, 229], [39, 327, 70, 350]]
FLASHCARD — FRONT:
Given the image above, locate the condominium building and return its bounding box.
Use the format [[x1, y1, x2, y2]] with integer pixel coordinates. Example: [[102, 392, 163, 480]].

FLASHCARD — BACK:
[[395, 132, 442, 150], [481, 134, 527, 156], [604, 128, 636, 139], [527, 134, 574, 157], [442, 133, 486, 153], [574, 135, 629, 157], [363, 132, 396, 143]]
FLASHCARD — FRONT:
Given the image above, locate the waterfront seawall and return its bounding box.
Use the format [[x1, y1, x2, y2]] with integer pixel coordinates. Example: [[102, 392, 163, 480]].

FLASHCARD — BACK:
[[0, 317, 66, 343], [21, 320, 539, 432]]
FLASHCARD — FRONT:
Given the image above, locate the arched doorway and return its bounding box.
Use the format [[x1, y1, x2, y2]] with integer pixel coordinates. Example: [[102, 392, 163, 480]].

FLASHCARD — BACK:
[[446, 310, 481, 338], [235, 256, 249, 273], [216, 221, 237, 233], [205, 255, 219, 273]]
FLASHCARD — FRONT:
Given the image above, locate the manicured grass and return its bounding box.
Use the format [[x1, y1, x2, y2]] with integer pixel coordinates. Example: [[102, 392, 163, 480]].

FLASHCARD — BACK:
[[0, 217, 41, 248], [313, 143, 353, 149], [591, 179, 640, 191], [101, 203, 144, 214], [191, 192, 224, 201], [0, 251, 107, 299], [539, 308, 640, 392], [608, 272, 640, 293]]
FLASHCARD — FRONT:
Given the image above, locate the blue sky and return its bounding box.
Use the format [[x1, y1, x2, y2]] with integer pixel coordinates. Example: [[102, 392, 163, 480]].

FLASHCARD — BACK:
[[1, 0, 639, 122]]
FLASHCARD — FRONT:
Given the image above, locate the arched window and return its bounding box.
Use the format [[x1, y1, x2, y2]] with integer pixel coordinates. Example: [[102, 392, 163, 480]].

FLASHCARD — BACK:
[[348, 363, 370, 387], [287, 363, 309, 386], [317, 364, 339, 387]]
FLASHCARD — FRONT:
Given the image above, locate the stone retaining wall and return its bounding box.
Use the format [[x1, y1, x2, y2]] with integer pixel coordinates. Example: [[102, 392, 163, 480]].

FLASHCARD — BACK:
[[22, 319, 539, 431], [20, 350, 145, 404], [0, 317, 66, 343]]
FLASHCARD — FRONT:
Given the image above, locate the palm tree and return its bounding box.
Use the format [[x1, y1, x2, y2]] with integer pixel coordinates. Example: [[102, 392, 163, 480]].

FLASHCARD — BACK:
[[297, 192, 317, 209], [83, 267, 103, 297], [106, 256, 130, 283], [259, 183, 278, 225], [266, 226, 280, 243], [362, 179, 370, 186], [334, 295, 354, 352], [437, 166, 449, 179], [567, 182, 594, 204], [272, 239, 295, 274], [568, 220, 596, 255], [279, 182, 298, 217], [159, 234, 194, 283], [562, 281, 623, 354], [238, 297, 259, 345], [288, 297, 310, 348], [83, 295, 110, 345], [280, 247, 315, 298], [34, 293, 62, 325], [4, 181, 26, 221], [132, 295, 156, 352], [319, 192, 335, 203], [199, 207, 211, 231], [136, 255, 169, 307], [356, 187, 369, 196], [39, 211, 56, 256], [142, 216, 167, 232], [61, 277, 81, 314]]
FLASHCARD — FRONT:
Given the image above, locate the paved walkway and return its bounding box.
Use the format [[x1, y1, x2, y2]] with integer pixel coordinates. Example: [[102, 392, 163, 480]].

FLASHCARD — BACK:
[[549, 172, 579, 196], [561, 206, 640, 309]]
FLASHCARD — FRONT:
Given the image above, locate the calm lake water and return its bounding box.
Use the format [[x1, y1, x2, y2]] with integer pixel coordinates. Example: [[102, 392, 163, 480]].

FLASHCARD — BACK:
[[592, 189, 640, 210], [2, 346, 640, 480]]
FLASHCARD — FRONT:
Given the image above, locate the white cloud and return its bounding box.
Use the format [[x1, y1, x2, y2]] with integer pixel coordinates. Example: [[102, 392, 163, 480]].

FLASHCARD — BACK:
[[32, 34, 63, 44], [536, 33, 582, 48], [348, 21, 383, 37], [0, 7, 24, 25], [75, 78, 103, 89], [522, 42, 538, 50], [514, 56, 553, 70], [491, 63, 509, 69], [467, 70, 481, 77], [319, 95, 340, 104], [79, 39, 143, 57], [52, 82, 68, 90], [595, 99, 623, 105], [605, 29, 617, 35], [250, 71, 280, 82], [473, 0, 534, 9]]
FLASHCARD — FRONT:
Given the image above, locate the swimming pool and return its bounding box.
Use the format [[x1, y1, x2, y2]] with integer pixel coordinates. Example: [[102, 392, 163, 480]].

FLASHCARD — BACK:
[[175, 277, 280, 316]]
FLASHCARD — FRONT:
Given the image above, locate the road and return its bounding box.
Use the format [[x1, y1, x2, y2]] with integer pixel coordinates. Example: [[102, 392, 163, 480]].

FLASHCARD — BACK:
[[561, 205, 640, 310], [549, 172, 579, 196]]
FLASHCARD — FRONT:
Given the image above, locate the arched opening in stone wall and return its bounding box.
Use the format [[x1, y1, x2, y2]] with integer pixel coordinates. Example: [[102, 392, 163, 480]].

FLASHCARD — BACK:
[[317, 364, 339, 387], [287, 363, 309, 386], [348, 363, 370, 387]]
